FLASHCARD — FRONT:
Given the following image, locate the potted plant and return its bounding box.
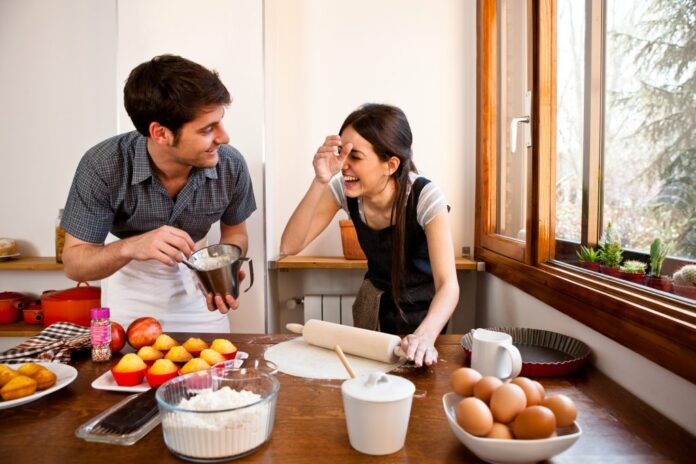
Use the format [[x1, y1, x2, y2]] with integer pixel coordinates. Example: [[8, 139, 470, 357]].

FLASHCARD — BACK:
[[672, 264, 696, 300], [645, 238, 672, 292], [619, 260, 647, 284], [576, 245, 600, 272], [598, 222, 622, 277]]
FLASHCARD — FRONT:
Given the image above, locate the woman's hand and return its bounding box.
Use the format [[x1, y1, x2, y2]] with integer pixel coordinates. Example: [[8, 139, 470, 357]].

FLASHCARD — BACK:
[[400, 331, 439, 367], [313, 135, 352, 183]]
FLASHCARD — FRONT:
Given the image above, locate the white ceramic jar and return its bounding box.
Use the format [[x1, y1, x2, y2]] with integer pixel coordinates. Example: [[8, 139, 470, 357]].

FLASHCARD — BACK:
[[341, 372, 415, 455]]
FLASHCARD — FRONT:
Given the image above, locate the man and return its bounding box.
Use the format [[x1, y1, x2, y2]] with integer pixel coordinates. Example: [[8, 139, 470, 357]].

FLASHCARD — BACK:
[[61, 55, 256, 332]]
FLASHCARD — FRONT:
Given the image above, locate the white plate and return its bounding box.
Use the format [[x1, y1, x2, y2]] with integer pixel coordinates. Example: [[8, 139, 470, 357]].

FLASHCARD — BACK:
[[442, 392, 582, 464], [0, 362, 78, 409], [0, 253, 20, 262], [91, 351, 248, 392]]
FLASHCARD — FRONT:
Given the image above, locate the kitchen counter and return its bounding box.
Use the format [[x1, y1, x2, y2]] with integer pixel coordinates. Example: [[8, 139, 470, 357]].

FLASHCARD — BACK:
[[1, 334, 692, 463]]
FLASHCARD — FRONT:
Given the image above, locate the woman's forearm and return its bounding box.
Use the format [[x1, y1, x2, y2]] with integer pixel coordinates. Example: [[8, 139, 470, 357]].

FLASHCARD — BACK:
[[280, 178, 332, 255]]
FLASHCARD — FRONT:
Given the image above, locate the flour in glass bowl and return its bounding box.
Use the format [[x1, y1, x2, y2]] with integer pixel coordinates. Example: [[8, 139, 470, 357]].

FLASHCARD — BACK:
[[161, 387, 272, 460]]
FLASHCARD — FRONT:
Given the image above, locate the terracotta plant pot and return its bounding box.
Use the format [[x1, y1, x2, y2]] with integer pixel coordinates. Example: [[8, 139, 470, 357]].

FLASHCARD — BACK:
[[339, 219, 367, 260], [673, 284, 696, 301], [619, 271, 646, 284], [0, 291, 29, 324], [580, 261, 601, 272], [644, 275, 673, 293], [599, 265, 620, 278]]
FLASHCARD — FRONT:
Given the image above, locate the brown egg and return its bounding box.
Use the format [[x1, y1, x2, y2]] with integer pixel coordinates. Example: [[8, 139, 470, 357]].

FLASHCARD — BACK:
[[473, 376, 503, 404], [511, 377, 543, 406], [455, 397, 494, 436], [490, 383, 527, 423], [485, 422, 513, 439], [541, 394, 577, 427], [532, 380, 546, 400], [512, 405, 557, 439], [450, 367, 482, 397]]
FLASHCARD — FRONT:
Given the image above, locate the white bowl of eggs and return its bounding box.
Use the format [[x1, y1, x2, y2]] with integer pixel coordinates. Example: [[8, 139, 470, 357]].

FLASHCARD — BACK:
[[443, 368, 582, 464]]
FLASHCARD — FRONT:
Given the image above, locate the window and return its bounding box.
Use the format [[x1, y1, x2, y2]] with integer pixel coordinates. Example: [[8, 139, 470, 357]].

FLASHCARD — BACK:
[[475, 0, 695, 383], [554, 0, 696, 294]]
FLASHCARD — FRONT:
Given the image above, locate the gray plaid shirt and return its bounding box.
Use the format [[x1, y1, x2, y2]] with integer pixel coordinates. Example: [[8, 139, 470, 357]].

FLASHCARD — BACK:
[[62, 131, 256, 243]]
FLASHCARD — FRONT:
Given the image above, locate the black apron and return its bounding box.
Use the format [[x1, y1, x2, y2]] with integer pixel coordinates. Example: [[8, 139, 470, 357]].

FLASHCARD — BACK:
[[347, 177, 436, 335]]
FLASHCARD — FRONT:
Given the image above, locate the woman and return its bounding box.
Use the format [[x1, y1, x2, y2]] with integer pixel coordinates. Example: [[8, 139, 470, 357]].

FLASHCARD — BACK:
[[281, 104, 459, 367]]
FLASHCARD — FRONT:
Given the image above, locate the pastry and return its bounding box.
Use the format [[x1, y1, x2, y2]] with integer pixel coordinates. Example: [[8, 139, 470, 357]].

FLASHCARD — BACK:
[[0, 367, 19, 387], [137, 346, 164, 363], [1, 375, 37, 401], [210, 338, 238, 359], [182, 337, 208, 355], [31, 367, 57, 390], [200, 348, 225, 366], [179, 358, 210, 375], [152, 334, 179, 352], [164, 346, 193, 364], [112, 353, 147, 373], [17, 363, 43, 377], [0, 238, 17, 256]]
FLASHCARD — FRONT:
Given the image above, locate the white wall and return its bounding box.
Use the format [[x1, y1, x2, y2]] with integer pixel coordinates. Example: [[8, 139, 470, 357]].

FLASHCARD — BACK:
[[0, 0, 117, 296], [479, 273, 696, 435]]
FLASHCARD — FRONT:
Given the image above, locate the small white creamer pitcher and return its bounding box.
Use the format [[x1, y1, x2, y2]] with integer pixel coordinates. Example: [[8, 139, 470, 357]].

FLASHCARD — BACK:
[[471, 328, 522, 380]]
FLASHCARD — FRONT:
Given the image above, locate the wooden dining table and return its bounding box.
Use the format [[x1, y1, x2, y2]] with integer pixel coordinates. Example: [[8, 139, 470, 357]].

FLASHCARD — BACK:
[[2, 334, 693, 463]]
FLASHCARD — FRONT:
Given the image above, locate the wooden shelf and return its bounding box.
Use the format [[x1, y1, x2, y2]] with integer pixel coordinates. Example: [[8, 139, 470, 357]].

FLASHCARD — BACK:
[[0, 256, 64, 270], [0, 321, 43, 337], [269, 255, 483, 270]]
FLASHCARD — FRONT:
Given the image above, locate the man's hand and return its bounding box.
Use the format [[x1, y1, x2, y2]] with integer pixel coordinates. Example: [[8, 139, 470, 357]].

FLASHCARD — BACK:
[[122, 225, 196, 265], [205, 270, 246, 314]]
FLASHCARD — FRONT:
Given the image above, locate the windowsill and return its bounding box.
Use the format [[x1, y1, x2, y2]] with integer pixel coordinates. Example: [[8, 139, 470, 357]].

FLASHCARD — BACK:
[[477, 247, 696, 383]]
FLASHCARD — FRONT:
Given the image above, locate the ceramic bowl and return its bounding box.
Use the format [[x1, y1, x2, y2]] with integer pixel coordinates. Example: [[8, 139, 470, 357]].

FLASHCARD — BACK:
[[442, 392, 582, 463]]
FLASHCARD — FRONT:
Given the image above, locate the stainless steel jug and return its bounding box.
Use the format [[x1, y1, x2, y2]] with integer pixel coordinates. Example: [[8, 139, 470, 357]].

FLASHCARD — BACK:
[[187, 244, 254, 299]]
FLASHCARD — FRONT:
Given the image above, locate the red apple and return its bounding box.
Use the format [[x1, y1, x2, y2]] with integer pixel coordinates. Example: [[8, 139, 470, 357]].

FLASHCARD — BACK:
[[126, 317, 163, 349], [110, 321, 126, 353]]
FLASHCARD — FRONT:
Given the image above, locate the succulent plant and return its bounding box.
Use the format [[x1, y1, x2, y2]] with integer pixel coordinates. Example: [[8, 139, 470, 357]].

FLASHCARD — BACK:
[[598, 222, 623, 268], [673, 264, 696, 287], [649, 238, 671, 278], [620, 260, 647, 274], [576, 245, 599, 263]]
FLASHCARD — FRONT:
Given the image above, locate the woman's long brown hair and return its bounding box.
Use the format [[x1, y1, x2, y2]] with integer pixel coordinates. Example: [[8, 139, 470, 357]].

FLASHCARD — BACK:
[[339, 104, 417, 317]]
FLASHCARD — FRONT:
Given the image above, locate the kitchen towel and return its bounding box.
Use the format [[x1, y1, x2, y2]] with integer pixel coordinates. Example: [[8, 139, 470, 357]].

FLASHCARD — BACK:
[[0, 322, 90, 364]]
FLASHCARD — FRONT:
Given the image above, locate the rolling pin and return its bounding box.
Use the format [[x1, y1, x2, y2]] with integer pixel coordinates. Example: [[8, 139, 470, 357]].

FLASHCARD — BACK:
[[286, 319, 405, 363]]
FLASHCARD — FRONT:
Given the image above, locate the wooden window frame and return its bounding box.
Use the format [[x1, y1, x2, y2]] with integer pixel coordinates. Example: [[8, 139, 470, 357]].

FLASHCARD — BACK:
[[475, 0, 696, 383]]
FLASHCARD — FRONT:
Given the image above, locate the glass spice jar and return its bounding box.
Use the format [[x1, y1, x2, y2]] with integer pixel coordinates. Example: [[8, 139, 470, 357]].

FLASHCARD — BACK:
[[90, 307, 112, 362], [55, 209, 66, 263]]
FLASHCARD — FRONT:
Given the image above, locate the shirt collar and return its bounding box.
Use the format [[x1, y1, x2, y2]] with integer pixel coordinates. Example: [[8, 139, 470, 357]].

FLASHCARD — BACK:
[[131, 134, 220, 184]]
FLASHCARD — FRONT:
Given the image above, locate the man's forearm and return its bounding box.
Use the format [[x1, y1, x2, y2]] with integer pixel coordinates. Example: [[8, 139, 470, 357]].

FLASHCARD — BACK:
[[62, 240, 132, 281]]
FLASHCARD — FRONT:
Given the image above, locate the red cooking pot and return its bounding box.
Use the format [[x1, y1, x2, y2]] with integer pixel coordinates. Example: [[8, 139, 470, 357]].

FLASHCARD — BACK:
[[0, 292, 28, 324], [41, 282, 101, 327]]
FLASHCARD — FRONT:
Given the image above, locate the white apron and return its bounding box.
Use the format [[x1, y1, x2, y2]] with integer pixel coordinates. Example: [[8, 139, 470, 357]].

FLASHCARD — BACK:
[[102, 259, 230, 333]]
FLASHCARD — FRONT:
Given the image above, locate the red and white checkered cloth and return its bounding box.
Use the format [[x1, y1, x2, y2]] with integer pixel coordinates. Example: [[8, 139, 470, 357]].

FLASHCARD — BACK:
[[0, 322, 90, 364]]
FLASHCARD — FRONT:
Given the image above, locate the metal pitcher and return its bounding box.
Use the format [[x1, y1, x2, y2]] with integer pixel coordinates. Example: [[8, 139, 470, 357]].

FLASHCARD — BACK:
[[187, 244, 254, 299]]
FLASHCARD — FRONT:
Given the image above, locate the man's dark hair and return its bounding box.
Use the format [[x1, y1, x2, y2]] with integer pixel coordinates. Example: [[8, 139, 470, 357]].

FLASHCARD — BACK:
[[124, 55, 231, 138]]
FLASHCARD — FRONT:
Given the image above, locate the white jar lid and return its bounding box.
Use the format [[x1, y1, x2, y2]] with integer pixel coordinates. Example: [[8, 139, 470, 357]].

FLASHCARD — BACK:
[[341, 372, 415, 403]]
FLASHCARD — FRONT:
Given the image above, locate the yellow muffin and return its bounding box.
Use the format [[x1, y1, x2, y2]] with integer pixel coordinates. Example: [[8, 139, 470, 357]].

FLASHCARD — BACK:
[[210, 339, 237, 356], [152, 334, 179, 352], [137, 346, 164, 363], [1, 375, 37, 401], [148, 359, 178, 375], [164, 346, 193, 364], [182, 337, 208, 354], [31, 367, 57, 391], [199, 348, 226, 366], [0, 366, 19, 387], [17, 363, 43, 377], [179, 358, 210, 375], [113, 353, 147, 373]]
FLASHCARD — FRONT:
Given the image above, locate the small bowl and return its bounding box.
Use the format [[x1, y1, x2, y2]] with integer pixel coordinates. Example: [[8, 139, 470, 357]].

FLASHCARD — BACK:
[[156, 368, 279, 462], [442, 392, 581, 463], [110, 367, 146, 387]]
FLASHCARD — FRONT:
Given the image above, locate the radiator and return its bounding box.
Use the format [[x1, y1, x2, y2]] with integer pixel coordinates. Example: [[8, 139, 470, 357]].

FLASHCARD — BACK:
[[304, 295, 356, 327]]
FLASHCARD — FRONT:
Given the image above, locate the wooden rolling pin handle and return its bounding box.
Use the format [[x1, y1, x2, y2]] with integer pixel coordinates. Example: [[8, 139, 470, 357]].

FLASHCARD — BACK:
[[286, 323, 304, 334]]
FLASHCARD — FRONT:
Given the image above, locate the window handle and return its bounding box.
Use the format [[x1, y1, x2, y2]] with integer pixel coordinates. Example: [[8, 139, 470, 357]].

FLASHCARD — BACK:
[[510, 90, 532, 154]]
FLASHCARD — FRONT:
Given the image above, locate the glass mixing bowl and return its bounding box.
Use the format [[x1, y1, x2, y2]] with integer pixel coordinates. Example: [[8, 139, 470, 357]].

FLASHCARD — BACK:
[[156, 368, 279, 462]]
